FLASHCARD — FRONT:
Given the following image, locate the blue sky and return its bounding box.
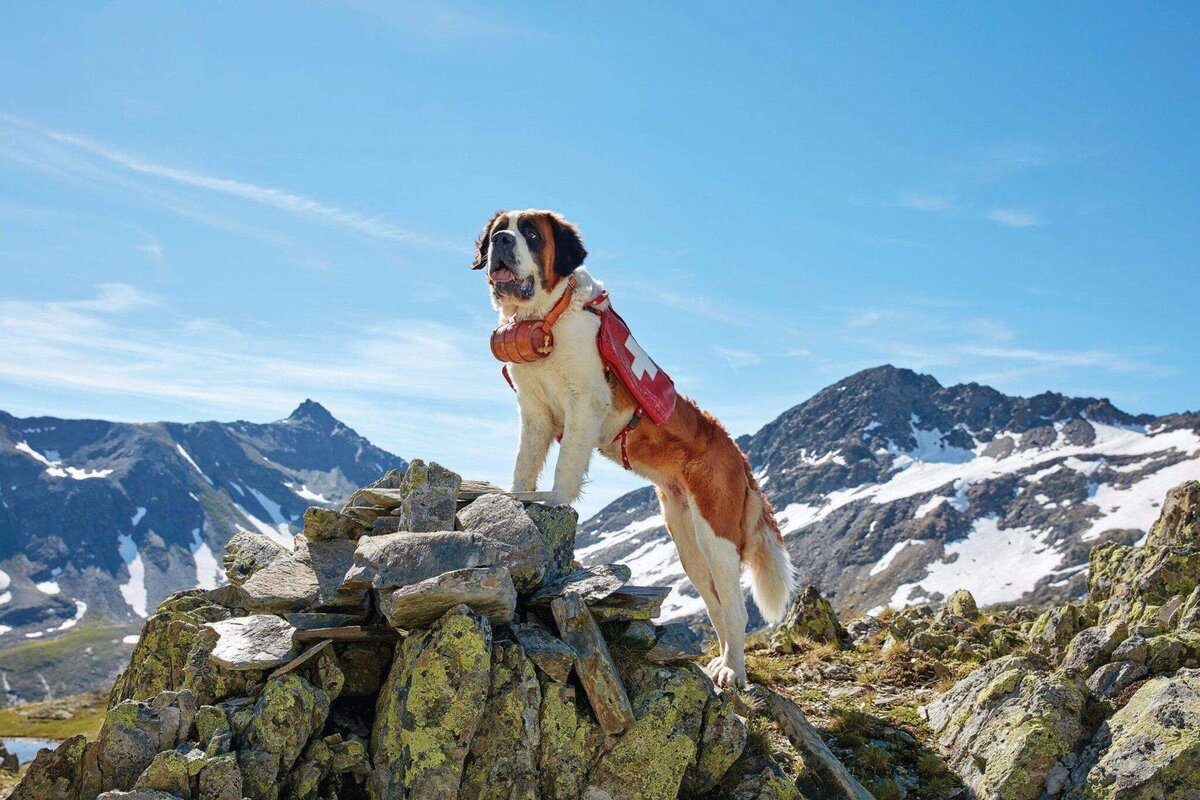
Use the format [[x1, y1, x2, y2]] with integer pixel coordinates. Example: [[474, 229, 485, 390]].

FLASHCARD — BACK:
[[2, 2, 1197, 515]]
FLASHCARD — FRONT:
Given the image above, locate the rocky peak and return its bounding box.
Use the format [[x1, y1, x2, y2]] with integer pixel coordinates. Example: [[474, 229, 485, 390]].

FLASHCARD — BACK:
[[284, 399, 339, 431]]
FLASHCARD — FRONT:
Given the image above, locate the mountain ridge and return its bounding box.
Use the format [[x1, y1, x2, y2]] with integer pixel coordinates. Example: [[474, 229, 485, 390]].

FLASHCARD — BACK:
[[580, 364, 1200, 621]]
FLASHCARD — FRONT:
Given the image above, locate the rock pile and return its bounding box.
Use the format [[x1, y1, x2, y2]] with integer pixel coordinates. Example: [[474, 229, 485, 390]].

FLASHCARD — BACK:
[[11, 460, 798, 800], [923, 480, 1200, 800]]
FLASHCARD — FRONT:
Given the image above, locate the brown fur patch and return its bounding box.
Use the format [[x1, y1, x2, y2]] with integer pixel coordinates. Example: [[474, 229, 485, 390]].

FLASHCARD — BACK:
[[607, 382, 781, 559], [533, 215, 560, 292]]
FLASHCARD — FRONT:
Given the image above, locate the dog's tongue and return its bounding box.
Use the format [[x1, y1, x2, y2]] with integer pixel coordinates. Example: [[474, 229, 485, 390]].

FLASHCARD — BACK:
[[491, 267, 516, 283]]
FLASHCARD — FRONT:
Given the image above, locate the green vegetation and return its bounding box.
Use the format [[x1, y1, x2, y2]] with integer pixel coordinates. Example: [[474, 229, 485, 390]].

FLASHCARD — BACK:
[[0, 690, 107, 739]]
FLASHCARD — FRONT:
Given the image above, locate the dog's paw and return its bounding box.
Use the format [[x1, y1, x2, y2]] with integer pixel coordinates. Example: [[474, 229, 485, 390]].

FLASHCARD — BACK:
[[703, 656, 725, 677], [710, 665, 747, 690]]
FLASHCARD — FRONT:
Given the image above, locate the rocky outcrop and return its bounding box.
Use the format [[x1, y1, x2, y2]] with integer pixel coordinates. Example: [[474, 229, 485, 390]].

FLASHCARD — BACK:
[[923, 481, 1200, 799], [13, 460, 815, 800]]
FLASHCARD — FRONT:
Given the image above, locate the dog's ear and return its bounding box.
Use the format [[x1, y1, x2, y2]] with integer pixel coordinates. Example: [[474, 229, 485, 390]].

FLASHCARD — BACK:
[[550, 214, 587, 277], [471, 211, 504, 270]]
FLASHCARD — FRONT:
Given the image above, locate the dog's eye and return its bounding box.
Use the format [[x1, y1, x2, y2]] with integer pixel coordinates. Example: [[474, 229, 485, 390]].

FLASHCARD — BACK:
[[526, 229, 539, 241]]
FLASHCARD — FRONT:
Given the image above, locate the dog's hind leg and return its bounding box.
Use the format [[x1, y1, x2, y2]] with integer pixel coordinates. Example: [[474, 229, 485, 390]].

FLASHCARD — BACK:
[[688, 498, 749, 689], [656, 486, 725, 671]]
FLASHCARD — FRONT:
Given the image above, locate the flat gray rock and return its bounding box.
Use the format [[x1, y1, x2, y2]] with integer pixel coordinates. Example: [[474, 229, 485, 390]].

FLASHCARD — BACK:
[[645, 622, 704, 663], [205, 615, 297, 670], [284, 611, 368, 630], [458, 494, 551, 591], [340, 531, 503, 591], [238, 555, 320, 613], [379, 566, 516, 628], [589, 584, 670, 622], [511, 621, 576, 683], [296, 537, 365, 610], [531, 564, 632, 606], [551, 592, 635, 735]]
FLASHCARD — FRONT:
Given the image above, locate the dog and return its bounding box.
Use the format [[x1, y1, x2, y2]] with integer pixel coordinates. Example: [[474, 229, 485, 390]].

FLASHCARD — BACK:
[[473, 209, 795, 688]]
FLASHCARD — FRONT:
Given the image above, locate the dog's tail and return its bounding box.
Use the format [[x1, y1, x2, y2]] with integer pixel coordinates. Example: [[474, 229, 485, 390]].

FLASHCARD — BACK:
[[742, 475, 796, 625]]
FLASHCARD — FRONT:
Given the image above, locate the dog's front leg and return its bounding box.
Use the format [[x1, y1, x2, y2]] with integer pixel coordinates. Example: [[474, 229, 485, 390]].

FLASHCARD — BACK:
[[550, 396, 605, 506], [512, 397, 555, 493]]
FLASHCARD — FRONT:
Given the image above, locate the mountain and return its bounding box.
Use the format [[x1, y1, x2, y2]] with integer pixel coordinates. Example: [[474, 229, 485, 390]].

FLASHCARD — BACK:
[[579, 365, 1200, 621], [0, 401, 404, 701]]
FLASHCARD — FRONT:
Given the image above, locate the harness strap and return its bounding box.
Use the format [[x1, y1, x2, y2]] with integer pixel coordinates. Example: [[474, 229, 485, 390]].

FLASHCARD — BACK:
[[539, 276, 577, 334]]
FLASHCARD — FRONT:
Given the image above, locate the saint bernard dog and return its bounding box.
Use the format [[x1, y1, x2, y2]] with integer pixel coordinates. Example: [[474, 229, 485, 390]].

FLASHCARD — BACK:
[[473, 209, 795, 688]]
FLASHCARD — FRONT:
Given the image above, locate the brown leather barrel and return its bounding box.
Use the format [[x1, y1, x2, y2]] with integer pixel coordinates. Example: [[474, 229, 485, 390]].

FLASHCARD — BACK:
[[490, 320, 554, 363]]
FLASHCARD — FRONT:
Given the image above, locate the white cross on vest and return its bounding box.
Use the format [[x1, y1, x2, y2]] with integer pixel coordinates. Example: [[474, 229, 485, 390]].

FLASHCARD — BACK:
[[624, 335, 658, 381]]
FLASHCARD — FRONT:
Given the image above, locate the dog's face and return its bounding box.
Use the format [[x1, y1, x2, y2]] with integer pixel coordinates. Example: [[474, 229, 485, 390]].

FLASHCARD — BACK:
[[471, 209, 587, 306]]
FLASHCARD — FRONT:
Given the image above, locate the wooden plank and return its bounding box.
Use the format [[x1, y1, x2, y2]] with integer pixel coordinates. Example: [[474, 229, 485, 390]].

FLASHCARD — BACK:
[[293, 625, 402, 643]]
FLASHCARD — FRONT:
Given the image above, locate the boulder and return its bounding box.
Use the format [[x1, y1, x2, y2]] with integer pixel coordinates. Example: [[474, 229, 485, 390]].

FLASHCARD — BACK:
[[459, 640, 542, 800], [204, 615, 297, 670], [589, 585, 671, 622], [377, 566, 516, 628], [11, 735, 88, 800], [1060, 621, 1128, 678], [370, 605, 492, 800], [394, 458, 461, 532], [1085, 668, 1200, 798], [941, 588, 979, 620], [1087, 660, 1149, 701], [683, 688, 747, 795], [457, 494, 552, 591], [774, 585, 843, 651], [537, 678, 602, 800], [524, 502, 578, 586], [222, 530, 289, 585], [237, 555, 321, 613], [585, 664, 710, 800], [340, 530, 502, 591], [923, 655, 1087, 800], [718, 754, 803, 800], [301, 507, 365, 542], [644, 622, 705, 664], [240, 674, 331, 800]]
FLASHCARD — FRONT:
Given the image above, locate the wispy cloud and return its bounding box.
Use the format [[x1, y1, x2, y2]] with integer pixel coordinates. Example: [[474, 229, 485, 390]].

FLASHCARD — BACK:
[[986, 208, 1039, 228], [896, 192, 956, 212], [712, 346, 763, 367], [0, 114, 451, 249]]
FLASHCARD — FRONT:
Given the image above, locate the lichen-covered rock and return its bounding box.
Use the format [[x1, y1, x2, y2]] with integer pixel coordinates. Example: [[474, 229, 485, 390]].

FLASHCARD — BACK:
[[683, 688, 747, 795], [525, 502, 578, 587], [774, 585, 843, 651], [1087, 660, 1149, 701], [110, 593, 233, 706], [537, 678, 602, 800], [459, 640, 542, 800], [1029, 602, 1089, 661], [924, 656, 1088, 800], [378, 566, 516, 628], [531, 563, 632, 606], [11, 735, 88, 800], [222, 530, 289, 585], [941, 588, 980, 620], [1060, 621, 1128, 678], [197, 753, 241, 800], [301, 507, 365, 542], [586, 664, 711, 800], [96, 696, 189, 793], [551, 592, 635, 735], [369, 604, 492, 800], [240, 674, 331, 800], [1085, 668, 1200, 798], [392, 458, 461, 532]]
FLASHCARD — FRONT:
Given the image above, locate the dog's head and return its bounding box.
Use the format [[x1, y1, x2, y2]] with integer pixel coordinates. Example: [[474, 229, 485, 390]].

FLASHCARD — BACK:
[[471, 209, 587, 306]]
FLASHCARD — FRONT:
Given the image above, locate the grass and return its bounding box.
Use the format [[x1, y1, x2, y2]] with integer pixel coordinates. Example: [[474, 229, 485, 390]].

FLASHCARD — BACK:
[[0, 691, 108, 739]]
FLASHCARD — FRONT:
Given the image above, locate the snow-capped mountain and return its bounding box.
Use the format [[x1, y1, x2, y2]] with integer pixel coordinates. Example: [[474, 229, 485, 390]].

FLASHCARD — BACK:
[[0, 401, 402, 652], [579, 365, 1200, 622]]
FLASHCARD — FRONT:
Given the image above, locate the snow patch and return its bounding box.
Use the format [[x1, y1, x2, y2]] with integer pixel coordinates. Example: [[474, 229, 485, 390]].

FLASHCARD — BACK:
[[131, 507, 147, 526], [175, 444, 213, 485], [1081, 456, 1200, 541], [190, 528, 222, 590], [34, 580, 60, 595], [889, 517, 1064, 608], [14, 441, 114, 480], [870, 539, 928, 576], [122, 634, 139, 645], [233, 503, 294, 549], [284, 482, 331, 504], [117, 534, 149, 618]]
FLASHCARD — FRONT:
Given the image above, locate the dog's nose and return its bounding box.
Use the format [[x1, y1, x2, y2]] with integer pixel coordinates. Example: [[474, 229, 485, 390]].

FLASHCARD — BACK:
[[491, 230, 516, 265]]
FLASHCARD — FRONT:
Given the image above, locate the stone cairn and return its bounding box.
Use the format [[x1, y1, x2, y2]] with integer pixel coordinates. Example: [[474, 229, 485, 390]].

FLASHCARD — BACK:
[[12, 459, 792, 800]]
